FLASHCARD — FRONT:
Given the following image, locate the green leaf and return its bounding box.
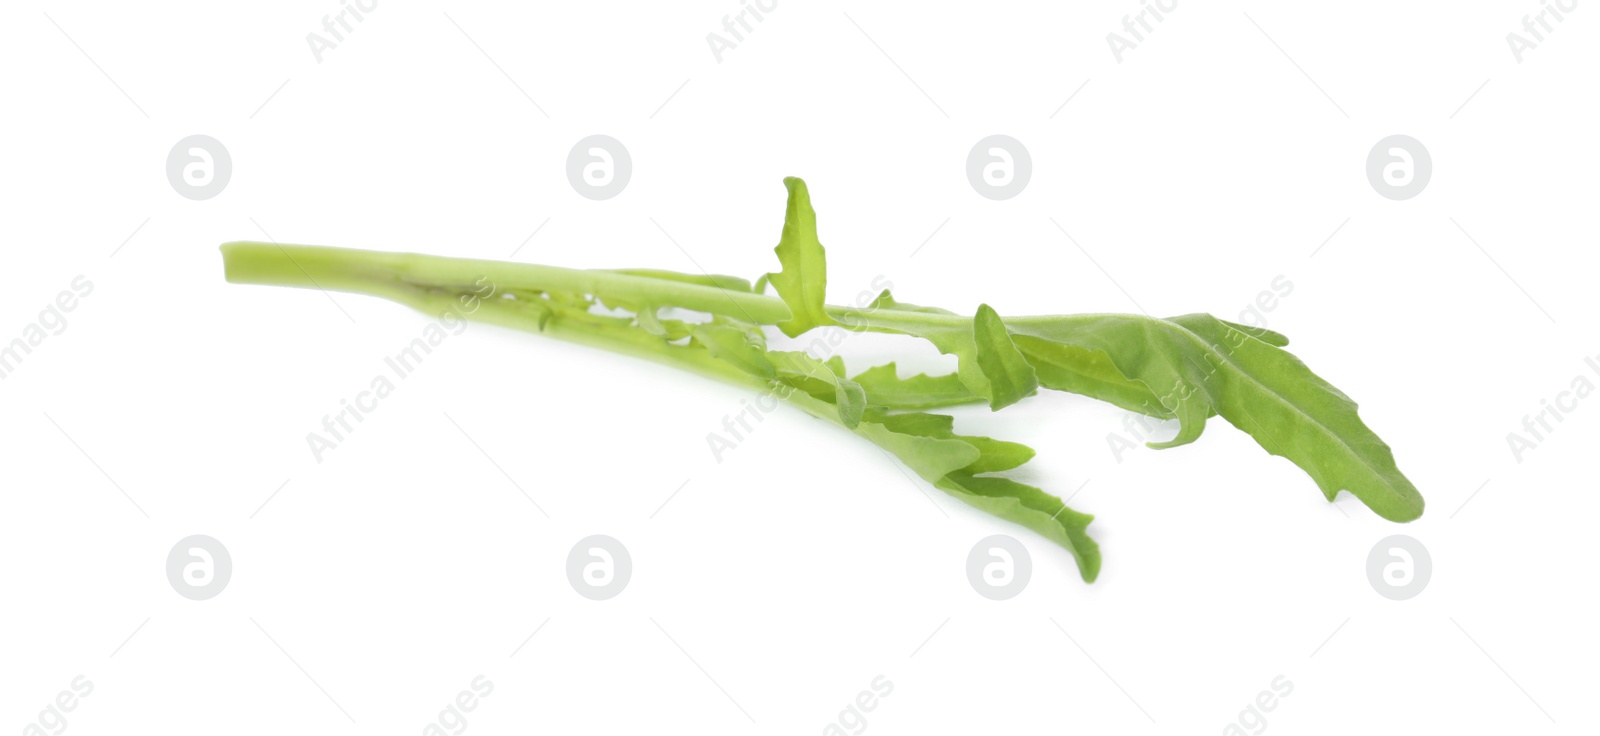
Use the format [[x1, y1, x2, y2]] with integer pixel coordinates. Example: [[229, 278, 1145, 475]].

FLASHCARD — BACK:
[[937, 473, 1098, 581], [864, 289, 950, 315], [973, 304, 1039, 409], [764, 177, 836, 337], [1011, 336, 1177, 418], [855, 408, 1099, 582], [634, 304, 668, 336], [1218, 319, 1290, 347], [850, 363, 983, 410], [769, 350, 866, 428], [843, 292, 1036, 411], [1006, 313, 1424, 521], [868, 411, 1034, 473], [690, 323, 775, 379]]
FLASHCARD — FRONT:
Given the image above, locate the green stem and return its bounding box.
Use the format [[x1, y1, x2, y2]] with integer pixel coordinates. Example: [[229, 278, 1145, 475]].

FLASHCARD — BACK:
[[221, 242, 853, 409], [221, 241, 988, 329], [221, 242, 794, 324]]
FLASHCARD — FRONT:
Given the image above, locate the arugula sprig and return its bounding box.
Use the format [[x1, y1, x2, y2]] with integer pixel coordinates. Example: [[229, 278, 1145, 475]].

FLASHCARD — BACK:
[[221, 176, 1422, 583]]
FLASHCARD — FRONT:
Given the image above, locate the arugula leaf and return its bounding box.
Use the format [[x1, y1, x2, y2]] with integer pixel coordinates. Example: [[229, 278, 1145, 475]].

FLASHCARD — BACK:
[[1011, 336, 1177, 418], [636, 308, 694, 341], [1218, 319, 1290, 347], [850, 363, 982, 410], [972, 304, 1040, 409], [855, 408, 1100, 582], [764, 177, 837, 337], [769, 350, 866, 428], [690, 322, 775, 379], [939, 473, 1098, 581], [749, 350, 1087, 573], [846, 291, 1038, 410], [1005, 313, 1423, 521]]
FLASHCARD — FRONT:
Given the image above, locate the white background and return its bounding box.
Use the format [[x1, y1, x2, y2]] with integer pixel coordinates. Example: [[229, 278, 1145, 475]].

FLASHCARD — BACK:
[[2, 2, 1596, 734]]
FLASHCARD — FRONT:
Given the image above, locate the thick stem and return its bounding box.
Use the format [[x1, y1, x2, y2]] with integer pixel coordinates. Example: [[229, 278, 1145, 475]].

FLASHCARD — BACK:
[[220, 241, 985, 329], [224, 244, 853, 433], [221, 242, 794, 324]]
